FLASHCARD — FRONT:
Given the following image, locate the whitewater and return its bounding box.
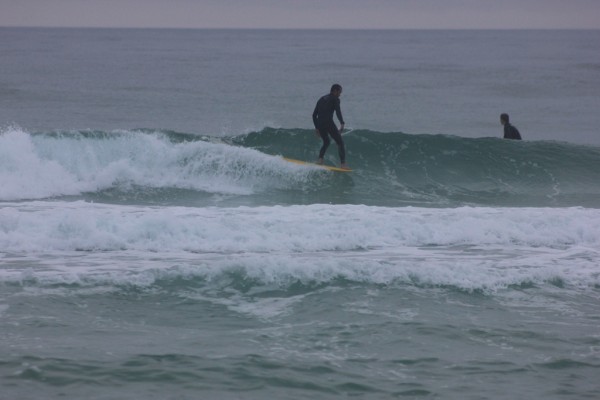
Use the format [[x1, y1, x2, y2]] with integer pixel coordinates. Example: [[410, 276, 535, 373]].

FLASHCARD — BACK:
[[1, 28, 600, 400]]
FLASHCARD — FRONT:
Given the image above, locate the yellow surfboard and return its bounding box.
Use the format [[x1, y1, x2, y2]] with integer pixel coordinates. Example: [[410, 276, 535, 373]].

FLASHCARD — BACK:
[[283, 157, 352, 172]]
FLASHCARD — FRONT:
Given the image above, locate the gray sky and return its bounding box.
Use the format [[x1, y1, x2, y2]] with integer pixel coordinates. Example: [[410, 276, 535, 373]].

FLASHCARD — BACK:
[[1, 0, 599, 29]]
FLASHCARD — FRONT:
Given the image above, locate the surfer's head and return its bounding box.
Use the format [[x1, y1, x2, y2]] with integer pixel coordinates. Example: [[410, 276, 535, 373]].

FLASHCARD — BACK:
[[500, 113, 509, 125], [330, 84, 343, 97]]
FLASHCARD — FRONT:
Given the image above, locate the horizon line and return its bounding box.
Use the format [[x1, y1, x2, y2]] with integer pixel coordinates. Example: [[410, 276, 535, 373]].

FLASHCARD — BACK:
[[2, 25, 599, 31]]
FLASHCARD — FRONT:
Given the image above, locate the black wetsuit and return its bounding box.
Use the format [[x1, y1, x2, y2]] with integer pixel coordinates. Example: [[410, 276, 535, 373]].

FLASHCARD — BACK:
[[503, 123, 522, 140], [312, 93, 345, 163]]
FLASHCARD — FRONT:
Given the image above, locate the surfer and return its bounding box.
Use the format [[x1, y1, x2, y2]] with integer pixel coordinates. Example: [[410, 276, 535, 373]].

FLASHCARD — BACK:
[[312, 84, 349, 169], [501, 113, 522, 140]]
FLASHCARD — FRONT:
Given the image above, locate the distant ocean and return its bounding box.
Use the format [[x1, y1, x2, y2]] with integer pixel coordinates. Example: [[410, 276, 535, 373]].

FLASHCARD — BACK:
[[1, 28, 599, 400]]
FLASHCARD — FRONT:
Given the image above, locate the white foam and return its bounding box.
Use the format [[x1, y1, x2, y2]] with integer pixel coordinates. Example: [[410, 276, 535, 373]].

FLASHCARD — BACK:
[[0, 127, 312, 200], [2, 247, 598, 295], [0, 128, 85, 200], [1, 202, 599, 292], [1, 202, 598, 253]]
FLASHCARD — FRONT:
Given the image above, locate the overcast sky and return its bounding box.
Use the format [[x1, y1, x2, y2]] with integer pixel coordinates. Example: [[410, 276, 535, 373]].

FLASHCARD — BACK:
[[1, 0, 599, 29]]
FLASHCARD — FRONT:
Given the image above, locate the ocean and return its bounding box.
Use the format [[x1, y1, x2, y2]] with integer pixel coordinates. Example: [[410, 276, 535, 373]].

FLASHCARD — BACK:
[[1, 28, 599, 399]]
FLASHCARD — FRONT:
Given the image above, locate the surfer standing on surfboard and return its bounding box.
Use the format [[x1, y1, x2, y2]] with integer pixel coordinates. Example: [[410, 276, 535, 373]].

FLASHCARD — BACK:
[[312, 84, 349, 170]]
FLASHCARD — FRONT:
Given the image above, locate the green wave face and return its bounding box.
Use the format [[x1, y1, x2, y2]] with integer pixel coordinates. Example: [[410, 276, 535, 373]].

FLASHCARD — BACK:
[[233, 128, 600, 208]]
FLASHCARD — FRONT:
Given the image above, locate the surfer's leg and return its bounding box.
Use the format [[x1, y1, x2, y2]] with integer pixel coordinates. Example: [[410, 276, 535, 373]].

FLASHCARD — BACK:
[[330, 128, 346, 164], [318, 129, 330, 160]]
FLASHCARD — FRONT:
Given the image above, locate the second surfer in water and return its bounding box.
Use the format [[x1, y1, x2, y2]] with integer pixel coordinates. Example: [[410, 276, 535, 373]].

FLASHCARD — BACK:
[[500, 113, 522, 140], [312, 84, 349, 169]]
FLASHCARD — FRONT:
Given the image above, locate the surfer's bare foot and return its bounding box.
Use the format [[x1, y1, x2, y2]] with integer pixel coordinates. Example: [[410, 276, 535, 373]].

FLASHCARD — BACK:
[[316, 158, 324, 165], [341, 163, 350, 170]]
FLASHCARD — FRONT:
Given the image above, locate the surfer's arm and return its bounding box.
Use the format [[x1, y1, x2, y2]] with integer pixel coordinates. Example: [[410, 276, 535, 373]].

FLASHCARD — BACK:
[[335, 98, 345, 127], [312, 102, 321, 137]]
